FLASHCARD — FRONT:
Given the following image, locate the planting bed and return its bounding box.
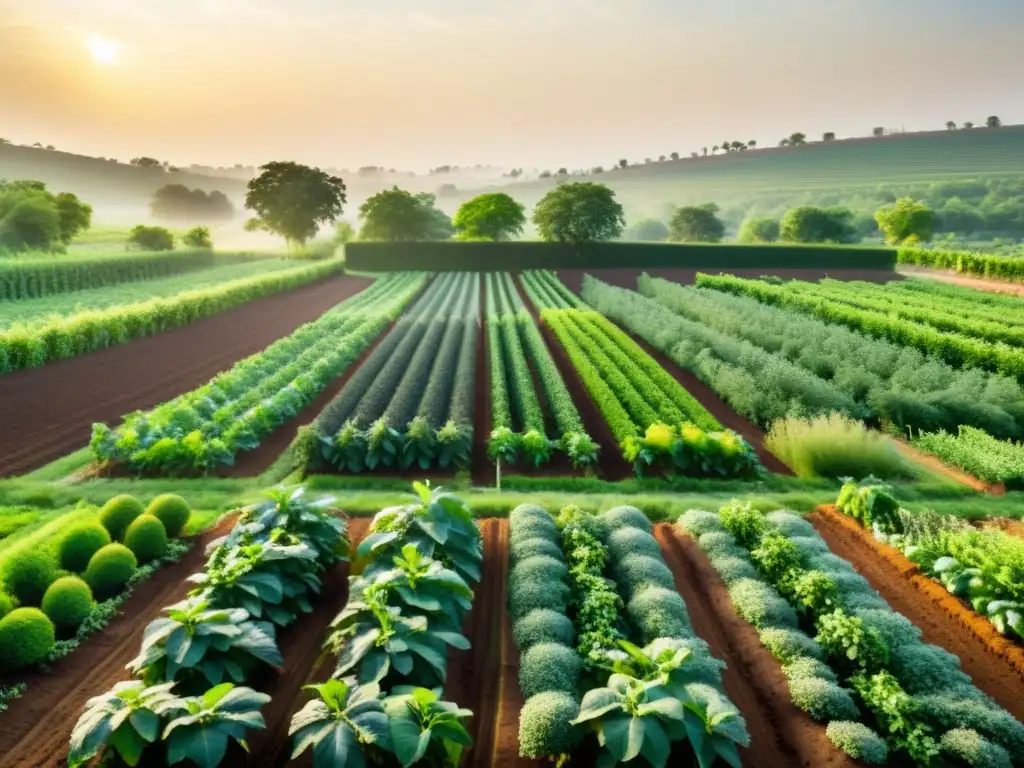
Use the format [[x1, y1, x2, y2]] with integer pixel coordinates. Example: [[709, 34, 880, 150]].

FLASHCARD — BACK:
[[0, 275, 374, 477], [555, 268, 900, 295]]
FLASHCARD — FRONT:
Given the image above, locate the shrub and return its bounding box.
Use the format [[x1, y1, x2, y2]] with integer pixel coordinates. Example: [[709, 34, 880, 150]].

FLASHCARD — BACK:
[[815, 610, 889, 673], [99, 495, 145, 541], [518, 692, 581, 758], [57, 521, 111, 572], [509, 579, 569, 622], [718, 501, 766, 549], [0, 591, 12, 619], [853, 608, 922, 648], [2, 549, 57, 606], [888, 644, 977, 699], [509, 504, 556, 532], [600, 506, 652, 533], [826, 721, 889, 764], [728, 578, 798, 629], [626, 586, 692, 641], [145, 494, 191, 538], [509, 518, 558, 548], [519, 643, 581, 699], [759, 627, 824, 663], [606, 526, 663, 560], [511, 555, 568, 585], [698, 531, 746, 560], [788, 677, 860, 720], [127, 224, 175, 251], [0, 607, 56, 670], [764, 510, 815, 538], [613, 554, 675, 595], [123, 515, 168, 564], [678, 509, 724, 537], [510, 537, 562, 563], [765, 414, 913, 480], [513, 609, 574, 651], [917, 695, 1024, 761], [783, 656, 837, 683], [709, 554, 759, 584], [41, 576, 94, 636], [787, 535, 830, 559], [84, 544, 137, 600], [655, 637, 726, 686], [940, 728, 1012, 768]]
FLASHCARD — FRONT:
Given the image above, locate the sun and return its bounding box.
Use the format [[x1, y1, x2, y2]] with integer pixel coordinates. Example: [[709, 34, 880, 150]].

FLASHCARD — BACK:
[[87, 35, 121, 66]]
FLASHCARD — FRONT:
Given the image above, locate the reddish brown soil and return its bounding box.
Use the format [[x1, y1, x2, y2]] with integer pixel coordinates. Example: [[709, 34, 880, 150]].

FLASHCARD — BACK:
[[980, 517, 1024, 541], [556, 268, 900, 294], [0, 275, 374, 478], [810, 506, 1024, 722], [898, 265, 1024, 296], [890, 438, 1002, 494], [655, 524, 860, 768]]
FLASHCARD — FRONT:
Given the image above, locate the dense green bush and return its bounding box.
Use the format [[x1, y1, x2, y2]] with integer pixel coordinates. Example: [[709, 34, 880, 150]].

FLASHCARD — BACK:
[[518, 692, 581, 758], [825, 721, 889, 764], [510, 555, 568, 585], [123, 514, 168, 563], [0, 607, 56, 670], [509, 504, 557, 532], [759, 627, 825, 663], [783, 656, 837, 684], [512, 609, 575, 651], [600, 506, 652, 533], [764, 511, 816, 538], [99, 495, 145, 541], [2, 549, 57, 606], [508, 516, 558, 547], [509, 578, 569, 622], [57, 521, 111, 572], [509, 537, 563, 563], [677, 509, 724, 537], [0, 591, 12, 619], [728, 578, 798, 629], [940, 727, 1012, 768], [145, 494, 191, 537], [613, 554, 676, 595], [518, 642, 581, 699], [606, 526, 663, 559], [710, 554, 759, 584], [84, 544, 137, 600], [698, 531, 747, 560], [788, 676, 860, 720], [626, 586, 692, 641], [41, 576, 94, 636]]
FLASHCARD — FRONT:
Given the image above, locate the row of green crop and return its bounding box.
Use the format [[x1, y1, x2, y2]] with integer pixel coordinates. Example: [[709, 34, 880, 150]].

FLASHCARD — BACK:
[[696, 273, 1024, 379], [912, 426, 1024, 487], [898, 246, 1024, 282], [314, 273, 480, 473], [509, 503, 749, 766], [0, 257, 348, 374], [0, 250, 268, 301], [91, 273, 426, 474], [68, 486, 351, 767], [622, 274, 1024, 439], [678, 501, 1024, 766], [286, 482, 481, 767]]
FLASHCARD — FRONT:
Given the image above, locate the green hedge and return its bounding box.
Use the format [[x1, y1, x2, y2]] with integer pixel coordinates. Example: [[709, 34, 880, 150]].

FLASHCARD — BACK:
[[0, 251, 268, 300], [345, 241, 897, 272], [898, 247, 1024, 282]]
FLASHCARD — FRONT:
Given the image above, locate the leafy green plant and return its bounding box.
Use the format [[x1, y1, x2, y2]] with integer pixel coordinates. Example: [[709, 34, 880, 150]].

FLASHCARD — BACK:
[[162, 683, 270, 767], [814, 610, 889, 674], [850, 671, 939, 765], [718, 500, 767, 550], [382, 686, 474, 768], [288, 678, 392, 768], [835, 477, 902, 535]]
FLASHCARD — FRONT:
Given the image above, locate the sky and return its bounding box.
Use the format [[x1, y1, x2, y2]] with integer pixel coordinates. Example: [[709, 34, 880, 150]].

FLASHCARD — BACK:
[[2, 0, 1023, 172]]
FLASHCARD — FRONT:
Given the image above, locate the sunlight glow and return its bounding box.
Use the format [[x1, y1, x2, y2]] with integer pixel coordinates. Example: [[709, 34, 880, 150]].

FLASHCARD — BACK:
[[87, 35, 120, 66]]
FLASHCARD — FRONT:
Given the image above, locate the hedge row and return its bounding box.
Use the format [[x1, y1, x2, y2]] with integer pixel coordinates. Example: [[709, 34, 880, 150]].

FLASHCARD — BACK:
[[0, 251, 267, 300], [898, 247, 1024, 282], [345, 241, 897, 271]]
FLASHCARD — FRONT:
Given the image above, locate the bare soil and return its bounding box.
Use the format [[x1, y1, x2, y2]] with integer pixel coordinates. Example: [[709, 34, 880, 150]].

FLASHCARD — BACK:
[[555, 268, 900, 295], [810, 506, 1024, 721], [0, 275, 374, 478], [655, 524, 859, 768], [898, 265, 1024, 296]]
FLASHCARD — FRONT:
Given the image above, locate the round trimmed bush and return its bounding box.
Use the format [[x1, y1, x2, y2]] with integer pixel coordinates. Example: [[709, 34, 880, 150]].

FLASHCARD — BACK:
[[41, 576, 94, 636], [84, 544, 137, 600], [600, 506, 652, 533], [519, 642, 580, 698], [759, 627, 824, 664], [678, 509, 724, 537], [57, 521, 111, 573], [0, 591, 13, 619], [509, 579, 569, 622], [123, 515, 168, 564], [607, 527, 663, 560], [0, 607, 56, 671], [788, 536, 831, 559], [614, 553, 674, 592], [509, 504, 556, 532], [783, 656, 837, 684], [764, 510, 816, 538], [518, 692, 581, 758], [145, 494, 191, 538], [728, 578, 798, 630], [511, 555, 567, 585], [826, 721, 888, 765], [510, 537, 562, 564], [2, 549, 57, 606], [509, 518, 558, 547], [99, 495, 145, 541], [940, 727, 1012, 768], [513, 609, 574, 651], [789, 677, 860, 720], [710, 554, 759, 585], [626, 587, 692, 641], [698, 531, 746, 559]]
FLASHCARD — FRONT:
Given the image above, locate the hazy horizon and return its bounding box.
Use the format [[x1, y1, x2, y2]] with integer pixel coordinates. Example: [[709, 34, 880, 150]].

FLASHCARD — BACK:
[[3, 0, 1023, 173]]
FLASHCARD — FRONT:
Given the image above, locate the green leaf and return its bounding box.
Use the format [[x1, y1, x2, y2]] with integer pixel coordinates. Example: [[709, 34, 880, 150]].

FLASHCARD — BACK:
[[390, 712, 429, 767], [599, 714, 631, 760], [624, 716, 646, 762], [165, 723, 229, 768], [109, 723, 148, 767], [129, 709, 161, 743], [312, 723, 364, 768]]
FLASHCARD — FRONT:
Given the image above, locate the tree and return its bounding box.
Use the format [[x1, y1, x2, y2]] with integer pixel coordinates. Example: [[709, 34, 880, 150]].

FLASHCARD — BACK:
[[748, 140, 757, 149], [963, 121, 974, 130], [668, 203, 725, 243], [532, 182, 625, 245], [823, 132, 836, 141], [945, 121, 957, 130], [539, 170, 552, 178], [618, 159, 628, 169], [778, 138, 790, 147], [780, 206, 858, 244], [874, 198, 934, 245], [986, 115, 1002, 128], [245, 161, 347, 253], [130, 157, 165, 170], [737, 217, 780, 244], [151, 184, 234, 222], [658, 155, 666, 162], [624, 219, 669, 242], [333, 221, 356, 244], [181, 226, 213, 249], [358, 187, 453, 241], [0, 180, 91, 252], [712, 145, 720, 154], [452, 192, 526, 241], [127, 225, 175, 251], [872, 127, 885, 137], [788, 132, 807, 146], [53, 192, 93, 244], [556, 168, 568, 176], [670, 152, 680, 161]]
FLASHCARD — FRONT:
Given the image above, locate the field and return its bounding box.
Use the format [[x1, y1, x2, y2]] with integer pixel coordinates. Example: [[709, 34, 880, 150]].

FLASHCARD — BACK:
[[1, 242, 1024, 768]]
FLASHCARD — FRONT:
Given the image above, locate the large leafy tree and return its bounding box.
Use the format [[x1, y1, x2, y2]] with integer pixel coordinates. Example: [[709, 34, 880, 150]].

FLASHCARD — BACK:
[[244, 161, 347, 253], [532, 182, 625, 245], [625, 218, 669, 242], [780, 205, 858, 244], [668, 203, 725, 243], [452, 192, 525, 241], [151, 184, 234, 222], [874, 197, 934, 245], [358, 187, 453, 241], [0, 180, 91, 252], [737, 216, 780, 244]]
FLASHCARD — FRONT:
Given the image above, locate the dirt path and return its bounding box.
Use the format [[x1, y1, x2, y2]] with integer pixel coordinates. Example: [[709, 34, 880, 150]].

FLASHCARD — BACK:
[[471, 278, 493, 487], [654, 525, 858, 768], [0, 275, 374, 478], [810, 507, 1024, 721], [889, 438, 1001, 493], [898, 265, 1024, 296], [556, 268, 900, 295]]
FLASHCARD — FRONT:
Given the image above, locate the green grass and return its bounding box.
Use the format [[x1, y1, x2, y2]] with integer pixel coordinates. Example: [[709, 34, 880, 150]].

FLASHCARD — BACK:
[[69, 225, 192, 247]]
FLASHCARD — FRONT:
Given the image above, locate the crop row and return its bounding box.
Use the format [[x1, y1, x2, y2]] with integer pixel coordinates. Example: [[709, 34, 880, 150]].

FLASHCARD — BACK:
[[91, 272, 426, 474], [288, 481, 482, 767], [695, 273, 1024, 380], [912, 426, 1024, 487], [678, 502, 1023, 766], [898, 246, 1024, 283], [589, 273, 1024, 440], [68, 486, 351, 767], [508, 503, 749, 766], [315, 273, 481, 472], [0, 256, 348, 374]]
